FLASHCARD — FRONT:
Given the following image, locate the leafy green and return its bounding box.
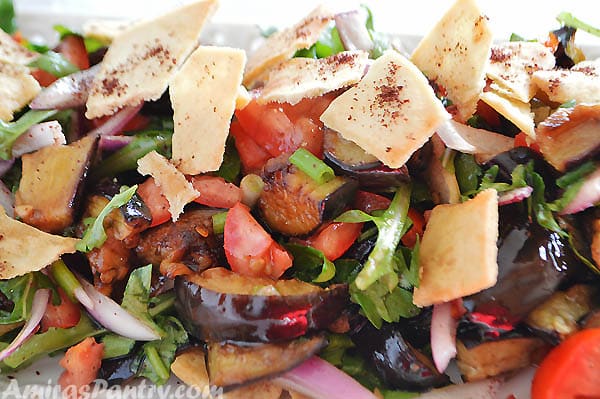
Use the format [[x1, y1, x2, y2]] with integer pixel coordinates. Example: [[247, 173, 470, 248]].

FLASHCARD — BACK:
[[319, 333, 354, 366], [101, 334, 136, 359], [217, 136, 241, 183], [455, 153, 483, 197], [0, 110, 58, 160], [76, 185, 138, 252], [295, 23, 345, 59], [53, 24, 105, 53], [556, 161, 596, 189], [148, 291, 176, 318], [286, 244, 336, 283], [0, 272, 54, 326], [0, 0, 15, 34], [133, 316, 188, 385], [361, 4, 390, 58], [121, 265, 164, 337], [557, 11, 600, 37], [28, 51, 79, 78], [559, 99, 577, 108]]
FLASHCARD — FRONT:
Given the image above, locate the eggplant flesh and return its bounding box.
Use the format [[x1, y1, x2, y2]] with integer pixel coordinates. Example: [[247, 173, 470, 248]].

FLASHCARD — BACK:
[[258, 157, 358, 236], [206, 335, 326, 389], [175, 267, 349, 342], [351, 321, 449, 391], [323, 129, 409, 189]]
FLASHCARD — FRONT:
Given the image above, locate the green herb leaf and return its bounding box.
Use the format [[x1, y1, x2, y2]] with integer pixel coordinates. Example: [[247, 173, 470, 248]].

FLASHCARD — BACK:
[[556, 161, 596, 189], [286, 244, 336, 284], [455, 153, 483, 196], [217, 136, 241, 183], [0, 272, 52, 325], [53, 24, 105, 53], [0, 109, 58, 160], [0, 0, 16, 34], [121, 265, 163, 337], [557, 11, 600, 37], [76, 185, 138, 252], [28, 51, 79, 78], [101, 334, 136, 359]]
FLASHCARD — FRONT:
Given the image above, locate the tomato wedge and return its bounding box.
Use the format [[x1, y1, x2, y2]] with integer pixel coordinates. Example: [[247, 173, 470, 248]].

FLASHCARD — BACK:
[[136, 177, 171, 227], [306, 222, 363, 261], [531, 328, 600, 399], [59, 337, 104, 399], [55, 35, 89, 70], [191, 175, 242, 209], [40, 288, 81, 332], [224, 202, 293, 279], [401, 208, 425, 249]]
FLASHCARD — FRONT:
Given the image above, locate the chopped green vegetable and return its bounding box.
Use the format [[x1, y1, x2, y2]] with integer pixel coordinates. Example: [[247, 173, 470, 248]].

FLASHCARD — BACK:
[[28, 51, 79, 78], [148, 292, 176, 318], [0, 109, 58, 160], [49, 259, 84, 304], [559, 99, 577, 108], [294, 23, 345, 59], [289, 147, 335, 184], [556, 161, 596, 189], [0, 272, 54, 326], [319, 333, 354, 366], [76, 185, 138, 252], [217, 136, 241, 183], [101, 334, 136, 359], [211, 211, 228, 235], [557, 11, 600, 37], [510, 33, 526, 42], [0, 0, 16, 34], [286, 243, 336, 284], [121, 265, 164, 337], [455, 153, 483, 197]]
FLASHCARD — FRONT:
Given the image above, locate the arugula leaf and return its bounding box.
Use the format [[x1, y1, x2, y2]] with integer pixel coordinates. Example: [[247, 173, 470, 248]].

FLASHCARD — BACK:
[[0, 272, 53, 325], [286, 244, 336, 283], [295, 23, 345, 59], [101, 334, 136, 359], [455, 153, 483, 196], [134, 316, 188, 385], [0, 0, 15, 34], [28, 51, 79, 78], [361, 4, 390, 58], [557, 11, 600, 37], [556, 161, 596, 189], [76, 185, 137, 252], [121, 265, 164, 337], [0, 110, 58, 160]]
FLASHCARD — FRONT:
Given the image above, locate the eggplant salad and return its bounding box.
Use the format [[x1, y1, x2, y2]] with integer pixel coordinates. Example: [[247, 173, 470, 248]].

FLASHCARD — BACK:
[[1, 0, 600, 398]]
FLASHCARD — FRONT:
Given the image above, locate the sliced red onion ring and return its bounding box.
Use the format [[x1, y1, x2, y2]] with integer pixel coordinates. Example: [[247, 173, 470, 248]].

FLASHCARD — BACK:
[[0, 180, 14, 218], [0, 159, 14, 178], [77, 277, 160, 341], [11, 121, 66, 158], [87, 103, 143, 137], [274, 356, 378, 399], [0, 289, 50, 361], [431, 301, 458, 373], [559, 167, 600, 215], [435, 119, 477, 153], [498, 186, 533, 206], [334, 11, 374, 52], [29, 64, 101, 110], [99, 135, 134, 151]]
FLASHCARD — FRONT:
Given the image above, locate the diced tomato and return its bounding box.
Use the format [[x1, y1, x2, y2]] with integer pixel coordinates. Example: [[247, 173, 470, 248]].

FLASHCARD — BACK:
[[191, 175, 242, 208], [514, 132, 541, 153], [40, 288, 81, 332], [476, 100, 501, 128], [230, 120, 271, 172], [401, 208, 425, 249], [306, 221, 363, 261], [224, 202, 293, 279], [90, 112, 149, 133], [531, 328, 600, 399], [55, 35, 89, 70], [137, 177, 171, 227], [353, 190, 391, 214], [58, 337, 104, 399], [31, 69, 57, 87]]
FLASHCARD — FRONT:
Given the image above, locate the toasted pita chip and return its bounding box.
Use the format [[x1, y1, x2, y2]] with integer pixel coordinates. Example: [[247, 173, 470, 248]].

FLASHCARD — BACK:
[[532, 60, 600, 104], [0, 208, 79, 279], [413, 189, 498, 307], [258, 51, 369, 105], [480, 90, 535, 138], [243, 5, 335, 88], [137, 151, 199, 222], [410, 0, 493, 122], [486, 42, 555, 103], [0, 62, 41, 122], [85, 0, 217, 119], [0, 29, 38, 65], [320, 50, 449, 169], [236, 85, 251, 110], [170, 46, 246, 175]]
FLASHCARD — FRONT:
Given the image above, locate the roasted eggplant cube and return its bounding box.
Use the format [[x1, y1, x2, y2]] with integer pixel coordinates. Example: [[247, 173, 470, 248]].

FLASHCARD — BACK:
[[206, 335, 326, 389], [258, 161, 357, 236], [323, 129, 409, 189], [175, 267, 349, 342], [15, 134, 98, 233]]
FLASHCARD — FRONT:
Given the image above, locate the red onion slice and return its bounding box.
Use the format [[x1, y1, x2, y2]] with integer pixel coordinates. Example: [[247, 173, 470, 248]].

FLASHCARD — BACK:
[[0, 288, 50, 361], [560, 167, 600, 215], [435, 120, 477, 153], [99, 135, 134, 151], [498, 186, 533, 206], [78, 277, 160, 341], [87, 103, 143, 137], [0, 159, 14, 177], [11, 121, 66, 158], [335, 11, 374, 52], [29, 64, 100, 110], [274, 356, 378, 399], [0, 180, 14, 218], [431, 301, 458, 373]]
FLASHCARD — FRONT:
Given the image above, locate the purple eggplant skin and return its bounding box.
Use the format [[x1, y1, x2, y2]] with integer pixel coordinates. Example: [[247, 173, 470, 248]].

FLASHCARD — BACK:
[[351, 321, 449, 391], [174, 274, 349, 343]]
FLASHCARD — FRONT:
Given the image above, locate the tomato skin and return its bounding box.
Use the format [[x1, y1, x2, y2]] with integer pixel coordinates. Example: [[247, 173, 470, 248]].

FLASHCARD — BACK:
[[31, 69, 57, 87], [401, 208, 425, 249], [136, 177, 171, 227], [56, 35, 90, 70], [224, 202, 293, 279], [531, 328, 600, 399], [306, 222, 363, 261], [191, 175, 242, 209], [230, 120, 271, 172], [58, 337, 104, 399], [476, 99, 501, 128], [40, 288, 81, 332]]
